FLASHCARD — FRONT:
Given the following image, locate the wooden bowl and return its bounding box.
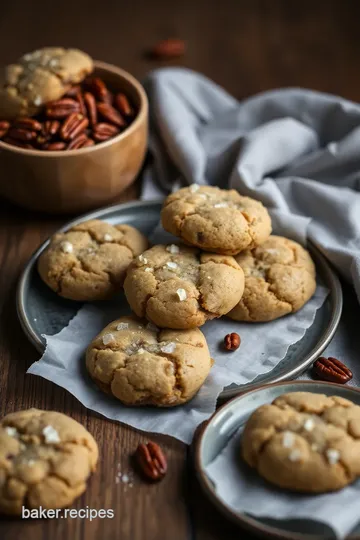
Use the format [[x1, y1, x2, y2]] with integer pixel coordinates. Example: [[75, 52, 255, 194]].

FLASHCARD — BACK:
[[0, 61, 148, 213]]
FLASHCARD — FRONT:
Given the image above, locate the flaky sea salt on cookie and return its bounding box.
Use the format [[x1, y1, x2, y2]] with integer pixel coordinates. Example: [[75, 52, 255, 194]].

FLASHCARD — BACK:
[[242, 391, 360, 493], [123, 243, 245, 329], [161, 185, 272, 255], [38, 219, 148, 301], [228, 235, 316, 322], [0, 408, 98, 514], [86, 315, 213, 406]]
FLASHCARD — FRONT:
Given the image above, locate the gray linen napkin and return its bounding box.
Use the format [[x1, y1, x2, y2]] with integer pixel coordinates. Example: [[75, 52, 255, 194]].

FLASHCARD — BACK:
[[142, 67, 360, 381]]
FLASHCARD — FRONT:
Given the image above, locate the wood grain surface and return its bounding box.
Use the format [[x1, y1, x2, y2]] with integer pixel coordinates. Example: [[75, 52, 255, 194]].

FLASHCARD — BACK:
[[0, 1, 359, 539]]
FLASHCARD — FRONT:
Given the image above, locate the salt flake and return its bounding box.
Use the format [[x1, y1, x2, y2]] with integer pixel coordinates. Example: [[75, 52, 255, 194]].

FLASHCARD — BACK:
[[214, 202, 228, 208], [102, 333, 115, 345], [60, 241, 73, 254], [189, 184, 199, 193], [176, 288, 187, 301], [326, 448, 340, 465], [304, 418, 314, 432], [166, 244, 180, 254], [43, 425, 60, 444], [282, 431, 294, 448], [116, 322, 129, 331], [161, 342, 176, 354], [5, 427, 17, 437], [288, 449, 301, 462], [104, 234, 113, 242], [166, 261, 178, 270]]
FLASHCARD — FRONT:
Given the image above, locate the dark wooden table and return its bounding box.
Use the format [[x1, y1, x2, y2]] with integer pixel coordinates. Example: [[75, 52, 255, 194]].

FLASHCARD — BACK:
[[0, 1, 359, 538]]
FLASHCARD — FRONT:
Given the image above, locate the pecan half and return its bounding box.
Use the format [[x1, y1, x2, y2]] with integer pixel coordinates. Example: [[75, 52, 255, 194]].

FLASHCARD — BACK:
[[0, 121, 10, 138], [42, 120, 60, 138], [312, 357, 353, 384], [97, 103, 125, 127], [3, 137, 33, 149], [60, 113, 89, 141], [149, 38, 185, 59], [45, 98, 80, 119], [84, 92, 97, 126], [14, 117, 42, 132], [135, 442, 167, 481], [67, 133, 94, 150], [93, 122, 120, 141], [42, 141, 67, 151], [224, 333, 241, 351], [86, 77, 108, 101], [115, 93, 133, 117], [7, 127, 37, 142]]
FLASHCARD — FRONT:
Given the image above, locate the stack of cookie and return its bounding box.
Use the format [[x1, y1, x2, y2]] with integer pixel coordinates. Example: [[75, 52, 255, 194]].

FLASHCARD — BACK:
[[38, 186, 317, 409]]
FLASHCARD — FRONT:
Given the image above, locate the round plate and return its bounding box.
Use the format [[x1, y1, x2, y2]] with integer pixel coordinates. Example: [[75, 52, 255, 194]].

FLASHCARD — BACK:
[[16, 200, 342, 400], [194, 380, 360, 539]]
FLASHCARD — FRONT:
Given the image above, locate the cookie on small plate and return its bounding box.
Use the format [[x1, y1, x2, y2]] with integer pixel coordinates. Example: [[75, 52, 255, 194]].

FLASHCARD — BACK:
[[86, 315, 213, 406], [0, 408, 98, 514], [161, 185, 272, 255], [228, 235, 316, 322], [0, 47, 93, 119], [38, 219, 148, 301], [124, 243, 245, 329], [242, 391, 360, 493]]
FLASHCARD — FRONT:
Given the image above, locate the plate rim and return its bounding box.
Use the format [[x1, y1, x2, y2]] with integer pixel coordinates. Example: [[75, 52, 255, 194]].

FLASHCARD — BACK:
[[194, 379, 360, 540], [16, 199, 343, 399]]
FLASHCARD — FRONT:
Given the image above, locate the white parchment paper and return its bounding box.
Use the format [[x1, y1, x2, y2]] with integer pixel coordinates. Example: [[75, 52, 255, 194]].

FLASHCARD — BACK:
[[27, 213, 328, 444], [206, 425, 360, 539]]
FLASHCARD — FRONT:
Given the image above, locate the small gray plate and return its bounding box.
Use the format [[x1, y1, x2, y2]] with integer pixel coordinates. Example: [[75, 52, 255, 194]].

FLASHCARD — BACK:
[[195, 380, 360, 539], [16, 200, 343, 400]]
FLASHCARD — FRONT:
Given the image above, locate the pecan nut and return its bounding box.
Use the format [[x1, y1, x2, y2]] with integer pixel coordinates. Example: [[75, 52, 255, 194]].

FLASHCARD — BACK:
[[45, 98, 81, 119], [150, 38, 185, 59], [0, 120, 10, 138], [93, 122, 120, 142], [312, 357, 353, 384], [67, 133, 94, 150], [42, 120, 60, 138], [7, 127, 37, 142], [84, 92, 97, 126], [86, 77, 108, 101], [42, 141, 67, 151], [224, 333, 241, 351], [135, 442, 167, 481], [60, 113, 89, 141], [115, 93, 133, 117], [13, 117, 42, 132], [97, 103, 125, 127]]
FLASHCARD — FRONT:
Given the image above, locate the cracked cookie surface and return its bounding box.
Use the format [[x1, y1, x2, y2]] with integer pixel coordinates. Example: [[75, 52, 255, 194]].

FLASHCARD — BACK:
[[0, 408, 98, 514], [0, 47, 93, 119], [38, 219, 148, 301], [228, 235, 316, 322], [161, 185, 272, 255], [86, 315, 213, 406], [123, 243, 245, 329], [242, 391, 360, 493]]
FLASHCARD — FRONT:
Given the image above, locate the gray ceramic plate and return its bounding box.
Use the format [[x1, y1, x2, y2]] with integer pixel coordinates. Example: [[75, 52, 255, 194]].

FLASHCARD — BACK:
[[16, 200, 343, 400], [195, 380, 360, 539]]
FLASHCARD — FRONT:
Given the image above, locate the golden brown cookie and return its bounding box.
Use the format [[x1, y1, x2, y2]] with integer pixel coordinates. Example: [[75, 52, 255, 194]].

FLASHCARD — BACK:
[[86, 315, 213, 406], [0, 408, 98, 515], [0, 47, 93, 119], [38, 219, 148, 301], [228, 235, 316, 322], [124, 243, 245, 329], [161, 185, 272, 255], [242, 391, 360, 493]]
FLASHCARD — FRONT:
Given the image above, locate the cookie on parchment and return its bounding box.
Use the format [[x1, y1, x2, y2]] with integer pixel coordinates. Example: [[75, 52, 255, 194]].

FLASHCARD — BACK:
[[228, 235, 316, 322], [124, 243, 245, 329], [38, 219, 148, 301], [161, 185, 272, 256], [86, 315, 213, 406], [0, 47, 93, 119], [242, 391, 360, 493], [0, 408, 98, 515]]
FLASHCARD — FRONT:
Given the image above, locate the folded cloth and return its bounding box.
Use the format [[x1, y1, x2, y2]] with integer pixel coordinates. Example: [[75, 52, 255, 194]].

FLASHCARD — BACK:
[[142, 68, 360, 304]]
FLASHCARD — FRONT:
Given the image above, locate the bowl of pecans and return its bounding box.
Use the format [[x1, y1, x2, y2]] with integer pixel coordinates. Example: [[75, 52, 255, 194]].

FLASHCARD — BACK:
[[0, 49, 148, 213]]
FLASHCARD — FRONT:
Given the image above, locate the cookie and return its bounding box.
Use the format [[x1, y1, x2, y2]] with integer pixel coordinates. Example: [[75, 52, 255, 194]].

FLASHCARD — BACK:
[[38, 219, 148, 301], [228, 235, 316, 322], [124, 243, 245, 329], [161, 185, 272, 255], [242, 391, 360, 493], [0, 47, 93, 119], [86, 315, 213, 406], [0, 408, 98, 515]]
